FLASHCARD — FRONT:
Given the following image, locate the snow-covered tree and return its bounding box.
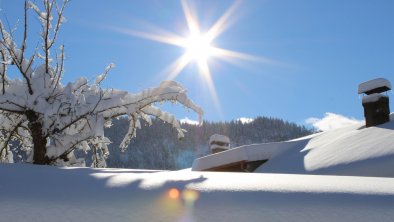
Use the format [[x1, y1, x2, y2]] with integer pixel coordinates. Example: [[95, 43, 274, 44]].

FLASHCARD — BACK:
[[0, 0, 203, 167]]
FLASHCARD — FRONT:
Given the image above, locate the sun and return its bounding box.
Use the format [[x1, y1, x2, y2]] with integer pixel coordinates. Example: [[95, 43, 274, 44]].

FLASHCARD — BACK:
[[113, 0, 273, 114], [184, 32, 214, 63]]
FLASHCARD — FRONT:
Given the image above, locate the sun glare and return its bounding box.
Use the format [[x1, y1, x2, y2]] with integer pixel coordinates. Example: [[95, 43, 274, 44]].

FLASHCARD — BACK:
[[115, 0, 274, 116], [184, 32, 213, 63]]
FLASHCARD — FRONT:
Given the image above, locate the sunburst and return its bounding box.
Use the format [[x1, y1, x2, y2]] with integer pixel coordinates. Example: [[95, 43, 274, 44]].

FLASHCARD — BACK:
[[114, 0, 273, 114]]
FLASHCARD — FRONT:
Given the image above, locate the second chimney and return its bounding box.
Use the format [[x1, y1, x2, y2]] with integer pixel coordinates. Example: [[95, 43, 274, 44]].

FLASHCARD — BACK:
[[358, 78, 391, 127]]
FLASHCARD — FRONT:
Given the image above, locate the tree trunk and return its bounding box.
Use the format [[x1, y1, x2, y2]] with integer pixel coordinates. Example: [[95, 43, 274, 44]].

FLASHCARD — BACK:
[[26, 110, 50, 164]]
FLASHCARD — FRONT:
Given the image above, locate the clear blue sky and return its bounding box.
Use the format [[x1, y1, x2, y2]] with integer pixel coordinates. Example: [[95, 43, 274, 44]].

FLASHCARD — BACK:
[[2, 0, 394, 125]]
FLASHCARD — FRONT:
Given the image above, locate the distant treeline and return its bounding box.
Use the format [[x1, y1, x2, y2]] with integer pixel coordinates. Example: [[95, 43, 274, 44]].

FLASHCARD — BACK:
[[102, 116, 313, 170]]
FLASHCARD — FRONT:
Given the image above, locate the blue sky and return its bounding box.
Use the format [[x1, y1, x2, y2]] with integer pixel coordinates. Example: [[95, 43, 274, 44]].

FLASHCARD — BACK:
[[2, 0, 394, 126]]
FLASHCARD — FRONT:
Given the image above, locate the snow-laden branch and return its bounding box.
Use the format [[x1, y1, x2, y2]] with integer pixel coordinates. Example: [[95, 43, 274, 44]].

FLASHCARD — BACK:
[[0, 0, 203, 167]]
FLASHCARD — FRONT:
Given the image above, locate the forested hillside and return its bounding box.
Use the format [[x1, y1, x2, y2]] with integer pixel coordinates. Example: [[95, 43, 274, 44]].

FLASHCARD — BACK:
[[102, 117, 313, 170]]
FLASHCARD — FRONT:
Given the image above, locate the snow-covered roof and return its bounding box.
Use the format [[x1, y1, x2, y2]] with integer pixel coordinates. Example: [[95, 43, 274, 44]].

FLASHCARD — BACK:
[[1, 164, 394, 222], [209, 134, 230, 145], [193, 140, 303, 171], [358, 78, 391, 94], [362, 93, 388, 104], [193, 113, 394, 177]]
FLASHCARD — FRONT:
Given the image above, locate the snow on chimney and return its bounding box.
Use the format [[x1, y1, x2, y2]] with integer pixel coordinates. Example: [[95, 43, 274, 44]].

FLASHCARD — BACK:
[[209, 134, 230, 154], [358, 78, 391, 127]]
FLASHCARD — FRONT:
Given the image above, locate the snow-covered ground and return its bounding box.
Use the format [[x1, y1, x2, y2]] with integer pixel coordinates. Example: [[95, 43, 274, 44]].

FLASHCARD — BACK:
[[1, 163, 394, 222], [3, 116, 394, 221]]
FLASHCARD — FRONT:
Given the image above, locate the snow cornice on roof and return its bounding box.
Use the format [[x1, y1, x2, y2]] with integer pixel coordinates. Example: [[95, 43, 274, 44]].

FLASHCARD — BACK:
[[192, 140, 307, 172]]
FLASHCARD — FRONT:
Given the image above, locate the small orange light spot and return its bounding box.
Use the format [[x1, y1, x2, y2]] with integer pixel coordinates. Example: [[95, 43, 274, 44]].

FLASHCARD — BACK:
[[168, 188, 180, 199]]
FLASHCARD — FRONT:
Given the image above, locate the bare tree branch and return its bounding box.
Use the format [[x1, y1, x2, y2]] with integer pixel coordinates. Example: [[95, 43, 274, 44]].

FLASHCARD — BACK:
[[48, 0, 68, 50], [0, 25, 34, 95], [0, 48, 7, 94], [50, 44, 64, 96], [0, 121, 23, 156], [44, 0, 54, 75], [20, 1, 28, 63]]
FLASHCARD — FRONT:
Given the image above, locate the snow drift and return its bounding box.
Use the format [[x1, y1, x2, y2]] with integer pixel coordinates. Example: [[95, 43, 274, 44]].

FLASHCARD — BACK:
[[1, 163, 394, 222]]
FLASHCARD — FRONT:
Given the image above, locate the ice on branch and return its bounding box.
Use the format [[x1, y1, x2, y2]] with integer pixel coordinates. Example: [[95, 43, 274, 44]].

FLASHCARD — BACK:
[[0, 0, 203, 167]]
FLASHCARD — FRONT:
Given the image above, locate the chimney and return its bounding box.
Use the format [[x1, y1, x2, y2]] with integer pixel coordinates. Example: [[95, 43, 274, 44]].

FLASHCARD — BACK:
[[209, 134, 230, 154], [358, 78, 391, 127]]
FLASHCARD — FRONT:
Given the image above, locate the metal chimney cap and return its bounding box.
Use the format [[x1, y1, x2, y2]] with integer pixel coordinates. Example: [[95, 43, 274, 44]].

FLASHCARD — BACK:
[[358, 78, 391, 95]]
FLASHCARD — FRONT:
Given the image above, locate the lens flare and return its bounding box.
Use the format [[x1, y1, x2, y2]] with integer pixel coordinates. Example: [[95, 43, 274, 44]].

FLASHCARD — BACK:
[[182, 189, 199, 205], [168, 188, 180, 199]]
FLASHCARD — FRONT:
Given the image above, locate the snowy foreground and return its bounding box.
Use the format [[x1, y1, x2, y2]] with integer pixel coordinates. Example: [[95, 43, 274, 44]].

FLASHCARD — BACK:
[[1, 164, 394, 222]]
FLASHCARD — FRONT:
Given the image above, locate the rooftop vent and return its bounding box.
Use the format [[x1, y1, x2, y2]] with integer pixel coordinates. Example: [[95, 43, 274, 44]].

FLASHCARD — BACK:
[[358, 78, 391, 127], [209, 134, 230, 154]]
